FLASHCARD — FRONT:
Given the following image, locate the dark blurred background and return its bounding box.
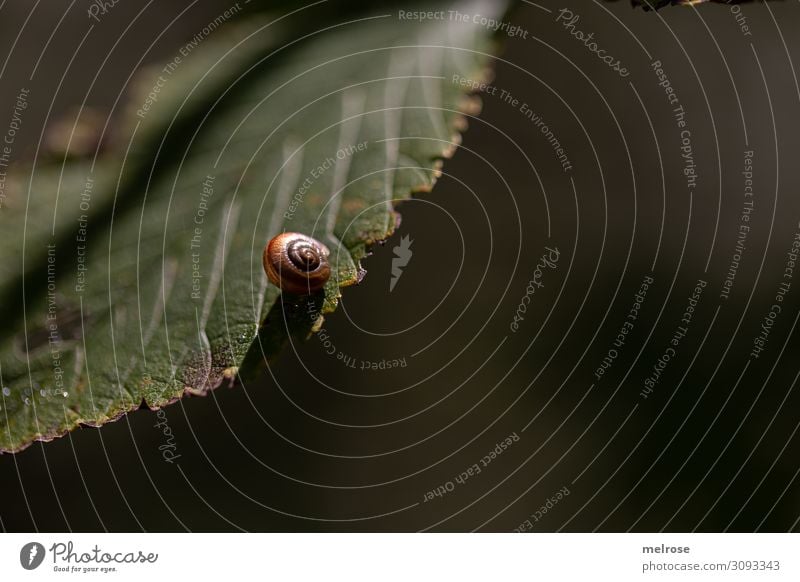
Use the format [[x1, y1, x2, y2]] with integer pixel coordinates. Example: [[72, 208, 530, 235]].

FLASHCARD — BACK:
[[1, 0, 799, 532]]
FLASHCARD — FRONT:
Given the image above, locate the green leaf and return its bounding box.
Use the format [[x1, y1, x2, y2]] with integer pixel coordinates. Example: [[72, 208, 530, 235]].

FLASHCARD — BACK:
[[0, 1, 506, 452]]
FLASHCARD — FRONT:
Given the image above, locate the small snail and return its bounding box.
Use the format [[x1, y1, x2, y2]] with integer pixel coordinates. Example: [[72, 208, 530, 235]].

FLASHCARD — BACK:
[[263, 232, 331, 295]]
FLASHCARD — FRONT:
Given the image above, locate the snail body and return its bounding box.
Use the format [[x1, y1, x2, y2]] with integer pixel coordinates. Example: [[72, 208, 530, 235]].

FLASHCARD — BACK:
[[263, 232, 331, 295]]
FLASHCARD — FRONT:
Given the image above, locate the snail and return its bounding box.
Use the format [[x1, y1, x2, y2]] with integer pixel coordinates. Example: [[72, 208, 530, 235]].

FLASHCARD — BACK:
[[263, 232, 331, 295]]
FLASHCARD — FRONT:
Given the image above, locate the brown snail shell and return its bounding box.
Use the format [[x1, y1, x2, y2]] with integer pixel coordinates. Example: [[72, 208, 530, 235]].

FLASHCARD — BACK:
[[263, 232, 331, 295]]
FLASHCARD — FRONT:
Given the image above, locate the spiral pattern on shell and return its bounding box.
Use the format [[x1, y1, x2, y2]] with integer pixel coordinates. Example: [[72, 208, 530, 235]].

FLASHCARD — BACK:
[[286, 238, 323, 272], [263, 232, 331, 295]]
